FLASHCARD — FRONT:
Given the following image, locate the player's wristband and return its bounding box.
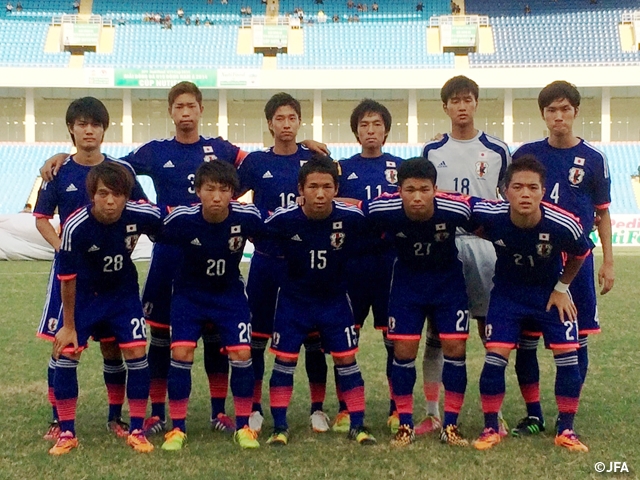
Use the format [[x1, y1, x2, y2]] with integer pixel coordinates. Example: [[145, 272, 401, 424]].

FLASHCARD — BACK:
[[554, 281, 570, 294]]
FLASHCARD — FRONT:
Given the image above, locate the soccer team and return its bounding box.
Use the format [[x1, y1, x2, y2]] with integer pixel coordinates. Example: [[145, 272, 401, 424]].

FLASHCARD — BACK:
[[34, 76, 613, 455]]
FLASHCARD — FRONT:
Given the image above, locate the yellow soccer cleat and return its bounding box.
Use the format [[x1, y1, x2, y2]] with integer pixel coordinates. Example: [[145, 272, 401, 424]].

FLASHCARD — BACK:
[[127, 429, 154, 453], [161, 428, 187, 451], [555, 429, 589, 452], [473, 428, 502, 451], [234, 425, 260, 449], [48, 431, 78, 455]]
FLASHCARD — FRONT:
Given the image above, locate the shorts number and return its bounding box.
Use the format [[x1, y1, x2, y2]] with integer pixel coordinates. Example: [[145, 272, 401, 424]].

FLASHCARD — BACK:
[[310, 250, 327, 269], [103, 254, 124, 272], [455, 309, 470, 332], [453, 177, 470, 195], [272, 331, 281, 347], [206, 259, 226, 276], [414, 242, 432, 256], [550, 182, 560, 204], [279, 192, 296, 207], [484, 323, 493, 340], [131, 317, 147, 340], [188, 174, 195, 194], [365, 185, 382, 200], [238, 322, 252, 343], [514, 254, 535, 267], [344, 326, 358, 348], [388, 316, 396, 331], [564, 321, 576, 341]]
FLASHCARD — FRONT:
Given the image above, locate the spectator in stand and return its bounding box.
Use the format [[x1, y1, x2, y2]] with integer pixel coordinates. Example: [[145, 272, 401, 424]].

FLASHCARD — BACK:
[[73, 1, 79, 12], [416, 2, 424, 12], [356, 3, 362, 12], [6, 2, 13, 14], [177, 7, 184, 18], [372, 2, 378, 12], [195, 15, 201, 25], [221, 0, 227, 5], [318, 10, 326, 23], [524, 4, 531, 14], [315, 0, 323, 4], [185, 16, 191, 25], [15, 1, 21, 12], [241, 6, 247, 15], [362, 3, 368, 12], [117, 16, 125, 25], [247, 6, 252, 15], [333, 13, 339, 22], [347, 0, 354, 9], [20, 203, 32, 213]]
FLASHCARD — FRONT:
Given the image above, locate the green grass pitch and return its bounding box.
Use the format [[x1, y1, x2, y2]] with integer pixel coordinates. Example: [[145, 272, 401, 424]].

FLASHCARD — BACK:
[[0, 250, 638, 479]]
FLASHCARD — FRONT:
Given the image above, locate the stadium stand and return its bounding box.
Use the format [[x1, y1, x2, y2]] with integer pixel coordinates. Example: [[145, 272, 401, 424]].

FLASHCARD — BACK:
[[469, 10, 640, 68], [4, 0, 73, 17], [277, 22, 454, 69], [465, 0, 639, 17], [0, 21, 70, 67], [84, 24, 262, 69], [91, 0, 449, 22], [1, 142, 639, 215]]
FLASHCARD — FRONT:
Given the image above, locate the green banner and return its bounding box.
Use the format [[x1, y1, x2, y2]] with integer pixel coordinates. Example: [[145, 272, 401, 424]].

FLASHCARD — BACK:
[[114, 69, 217, 88], [450, 25, 477, 47], [63, 23, 100, 46]]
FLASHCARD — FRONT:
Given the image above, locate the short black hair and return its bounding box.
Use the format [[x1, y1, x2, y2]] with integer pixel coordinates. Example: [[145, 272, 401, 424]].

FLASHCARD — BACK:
[[350, 98, 392, 141], [86, 161, 134, 199], [440, 75, 479, 104], [168, 81, 203, 107], [65, 97, 110, 145], [264, 92, 301, 122], [504, 155, 547, 187], [298, 154, 339, 188], [194, 160, 240, 194], [538, 80, 581, 113], [398, 157, 437, 186]]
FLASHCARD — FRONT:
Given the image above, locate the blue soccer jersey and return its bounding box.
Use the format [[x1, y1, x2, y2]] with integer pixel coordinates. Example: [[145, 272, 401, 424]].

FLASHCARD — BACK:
[[337, 153, 403, 201], [470, 199, 593, 293], [237, 144, 314, 255], [264, 201, 366, 299], [512, 139, 610, 233], [34, 155, 147, 225], [364, 192, 472, 272], [58, 202, 162, 294], [120, 136, 241, 211], [161, 201, 263, 294]]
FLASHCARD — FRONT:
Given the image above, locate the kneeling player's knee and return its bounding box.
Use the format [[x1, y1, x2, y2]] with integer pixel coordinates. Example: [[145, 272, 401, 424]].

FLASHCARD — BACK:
[[228, 349, 251, 362], [332, 354, 356, 366], [121, 345, 147, 361], [441, 340, 466, 358], [172, 346, 195, 363], [393, 340, 419, 361]]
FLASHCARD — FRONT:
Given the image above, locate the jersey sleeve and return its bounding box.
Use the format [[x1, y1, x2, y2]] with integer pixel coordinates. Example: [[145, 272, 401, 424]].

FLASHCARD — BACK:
[[236, 154, 256, 196], [590, 153, 612, 210], [212, 137, 242, 167], [120, 143, 153, 176], [57, 217, 82, 280], [33, 179, 58, 218], [557, 215, 594, 259], [159, 208, 188, 245]]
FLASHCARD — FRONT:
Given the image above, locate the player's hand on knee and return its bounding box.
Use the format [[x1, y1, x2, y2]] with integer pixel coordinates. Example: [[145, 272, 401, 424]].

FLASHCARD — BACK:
[[546, 291, 577, 322], [54, 326, 78, 358]]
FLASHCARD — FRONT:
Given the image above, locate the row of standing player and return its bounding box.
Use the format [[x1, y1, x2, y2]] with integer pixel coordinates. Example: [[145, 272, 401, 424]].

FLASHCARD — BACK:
[[35, 76, 613, 454]]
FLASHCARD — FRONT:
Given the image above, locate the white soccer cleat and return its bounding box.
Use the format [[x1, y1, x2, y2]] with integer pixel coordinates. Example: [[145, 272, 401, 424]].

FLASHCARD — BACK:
[[248, 411, 264, 433], [310, 410, 331, 433]]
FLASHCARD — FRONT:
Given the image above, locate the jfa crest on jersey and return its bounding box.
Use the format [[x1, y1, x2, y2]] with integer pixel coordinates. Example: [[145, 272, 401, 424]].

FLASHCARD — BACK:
[[568, 167, 585, 185]]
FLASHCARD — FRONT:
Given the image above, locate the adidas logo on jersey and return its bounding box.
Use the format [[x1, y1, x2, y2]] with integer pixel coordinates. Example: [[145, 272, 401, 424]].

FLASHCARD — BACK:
[[66, 183, 78, 192], [396, 232, 407, 238], [437, 161, 447, 168], [291, 234, 303, 241], [191, 238, 202, 246], [263, 171, 274, 179], [494, 239, 506, 247], [163, 160, 175, 168], [347, 172, 358, 180], [88, 244, 100, 252]]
